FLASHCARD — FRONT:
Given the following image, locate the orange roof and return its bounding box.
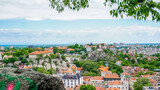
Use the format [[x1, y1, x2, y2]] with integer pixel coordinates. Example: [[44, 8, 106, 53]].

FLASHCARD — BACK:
[[76, 67, 83, 71], [149, 79, 157, 83], [108, 46, 115, 48], [98, 67, 109, 72], [107, 88, 120, 90], [131, 77, 137, 81], [67, 48, 75, 51], [141, 74, 150, 78], [99, 65, 105, 68], [116, 61, 122, 63], [71, 65, 76, 70], [105, 73, 120, 79], [96, 87, 106, 90], [29, 50, 52, 55], [108, 80, 122, 85], [122, 72, 129, 75], [61, 70, 72, 73], [91, 76, 104, 80], [4, 55, 12, 58], [48, 47, 53, 50], [58, 47, 67, 50], [83, 76, 92, 81], [36, 47, 42, 49], [24, 66, 32, 69]]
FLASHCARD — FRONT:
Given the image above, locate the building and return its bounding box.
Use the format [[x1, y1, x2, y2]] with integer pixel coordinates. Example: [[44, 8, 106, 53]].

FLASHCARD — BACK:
[[116, 61, 122, 66], [29, 50, 53, 59], [98, 65, 111, 77], [0, 46, 4, 50], [3, 55, 12, 60], [90, 76, 105, 87], [104, 73, 121, 82], [28, 45, 34, 49], [129, 77, 137, 90], [62, 73, 83, 88], [0, 53, 2, 60], [108, 80, 123, 90], [143, 86, 160, 90]]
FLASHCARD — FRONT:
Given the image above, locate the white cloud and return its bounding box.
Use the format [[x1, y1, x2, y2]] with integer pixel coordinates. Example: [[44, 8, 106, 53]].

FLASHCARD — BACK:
[[0, 25, 160, 44]]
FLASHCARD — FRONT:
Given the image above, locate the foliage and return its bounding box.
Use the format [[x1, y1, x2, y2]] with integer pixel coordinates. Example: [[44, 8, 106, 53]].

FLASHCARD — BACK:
[[108, 61, 123, 75], [49, 0, 160, 21], [33, 67, 56, 75], [80, 85, 96, 90], [133, 78, 152, 90]]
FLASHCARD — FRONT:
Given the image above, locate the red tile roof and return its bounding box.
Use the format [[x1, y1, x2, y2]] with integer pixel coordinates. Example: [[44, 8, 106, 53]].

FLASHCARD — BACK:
[[91, 76, 104, 80], [108, 80, 122, 85], [105, 73, 120, 79], [29, 50, 52, 55]]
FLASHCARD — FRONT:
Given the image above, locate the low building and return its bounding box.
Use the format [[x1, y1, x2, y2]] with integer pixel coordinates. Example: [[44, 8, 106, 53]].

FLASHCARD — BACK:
[[143, 86, 160, 90], [62, 73, 83, 88], [3, 55, 12, 60], [29, 50, 53, 59], [104, 73, 121, 82], [0, 53, 2, 60], [108, 80, 123, 90], [116, 61, 122, 66], [129, 77, 137, 90], [90, 76, 105, 87]]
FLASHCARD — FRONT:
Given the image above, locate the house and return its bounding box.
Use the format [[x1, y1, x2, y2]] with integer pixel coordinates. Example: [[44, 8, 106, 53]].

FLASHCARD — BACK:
[[106, 88, 120, 90], [3, 55, 12, 60], [120, 72, 130, 90], [0, 46, 4, 50], [129, 77, 137, 90], [71, 65, 83, 74], [98, 65, 111, 77], [29, 50, 53, 59], [60, 68, 74, 76], [83, 76, 92, 84], [116, 61, 122, 66], [62, 73, 83, 88], [143, 86, 160, 90], [98, 43, 107, 49], [108, 80, 123, 90], [104, 73, 121, 82], [0, 53, 2, 60], [67, 48, 75, 53], [90, 76, 105, 87], [108, 46, 116, 53]]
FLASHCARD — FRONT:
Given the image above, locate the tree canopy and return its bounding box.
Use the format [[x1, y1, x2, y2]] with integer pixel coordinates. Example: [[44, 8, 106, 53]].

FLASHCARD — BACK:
[[133, 78, 152, 90], [49, 0, 160, 21]]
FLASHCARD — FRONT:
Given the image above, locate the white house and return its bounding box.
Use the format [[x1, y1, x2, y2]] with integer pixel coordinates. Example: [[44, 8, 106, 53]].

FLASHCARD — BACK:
[[0, 53, 2, 60], [116, 61, 122, 66], [62, 73, 83, 88]]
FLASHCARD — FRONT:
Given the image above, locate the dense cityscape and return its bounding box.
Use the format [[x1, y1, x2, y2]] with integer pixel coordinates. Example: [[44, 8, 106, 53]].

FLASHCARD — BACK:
[[0, 43, 160, 90]]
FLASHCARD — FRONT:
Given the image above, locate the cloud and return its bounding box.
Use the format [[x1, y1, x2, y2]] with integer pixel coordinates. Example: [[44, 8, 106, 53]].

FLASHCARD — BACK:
[[0, 25, 160, 44]]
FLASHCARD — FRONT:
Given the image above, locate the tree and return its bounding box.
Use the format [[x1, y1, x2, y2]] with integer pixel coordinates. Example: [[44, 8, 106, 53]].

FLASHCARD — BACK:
[[80, 85, 96, 90], [133, 78, 152, 90], [61, 55, 66, 60], [49, 0, 160, 22]]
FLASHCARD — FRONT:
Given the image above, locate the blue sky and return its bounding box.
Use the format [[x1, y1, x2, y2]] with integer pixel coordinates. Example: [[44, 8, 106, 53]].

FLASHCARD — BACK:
[[0, 0, 160, 44]]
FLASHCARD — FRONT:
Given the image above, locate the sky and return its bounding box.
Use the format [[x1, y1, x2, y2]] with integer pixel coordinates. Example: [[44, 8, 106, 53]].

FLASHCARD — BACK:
[[0, 0, 160, 45]]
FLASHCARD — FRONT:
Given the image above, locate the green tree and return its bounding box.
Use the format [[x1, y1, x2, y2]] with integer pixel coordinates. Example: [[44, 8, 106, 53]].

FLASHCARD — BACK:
[[80, 85, 96, 90], [49, 0, 160, 21], [133, 78, 152, 90]]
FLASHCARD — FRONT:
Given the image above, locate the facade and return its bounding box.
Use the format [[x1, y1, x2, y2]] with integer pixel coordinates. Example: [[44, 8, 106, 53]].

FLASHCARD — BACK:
[[3, 55, 12, 60], [62, 73, 83, 88], [108, 80, 123, 90], [143, 86, 160, 90], [90, 76, 105, 87], [104, 73, 121, 82]]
